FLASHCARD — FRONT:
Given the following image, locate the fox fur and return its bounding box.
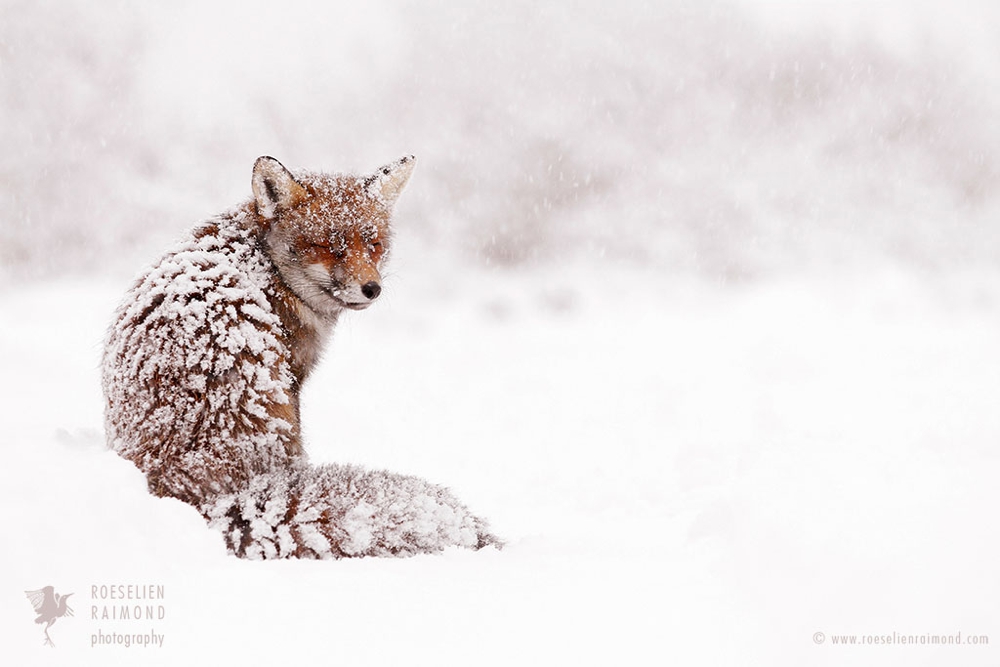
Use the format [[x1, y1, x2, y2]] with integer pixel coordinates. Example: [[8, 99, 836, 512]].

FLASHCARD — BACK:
[[102, 156, 498, 559]]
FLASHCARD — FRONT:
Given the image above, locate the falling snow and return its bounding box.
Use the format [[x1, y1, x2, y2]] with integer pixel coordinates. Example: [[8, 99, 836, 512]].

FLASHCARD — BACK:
[[2, 1, 1000, 665]]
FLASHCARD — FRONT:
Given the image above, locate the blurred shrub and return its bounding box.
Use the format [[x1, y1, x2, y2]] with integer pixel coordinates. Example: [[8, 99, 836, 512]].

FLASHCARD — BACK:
[[1, 0, 998, 282]]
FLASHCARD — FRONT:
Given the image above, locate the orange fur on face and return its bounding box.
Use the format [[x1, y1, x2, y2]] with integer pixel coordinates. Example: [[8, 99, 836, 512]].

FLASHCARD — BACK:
[[282, 179, 391, 284]]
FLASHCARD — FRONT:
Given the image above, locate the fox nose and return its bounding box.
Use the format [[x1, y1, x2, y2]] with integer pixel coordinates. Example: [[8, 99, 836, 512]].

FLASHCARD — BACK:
[[361, 281, 382, 300]]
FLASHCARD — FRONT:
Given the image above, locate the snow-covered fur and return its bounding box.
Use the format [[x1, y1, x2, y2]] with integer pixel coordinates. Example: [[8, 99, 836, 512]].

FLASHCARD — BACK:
[[102, 156, 497, 558]]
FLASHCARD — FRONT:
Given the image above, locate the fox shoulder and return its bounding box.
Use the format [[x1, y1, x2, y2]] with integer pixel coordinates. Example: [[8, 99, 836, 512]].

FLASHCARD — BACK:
[[102, 216, 300, 503]]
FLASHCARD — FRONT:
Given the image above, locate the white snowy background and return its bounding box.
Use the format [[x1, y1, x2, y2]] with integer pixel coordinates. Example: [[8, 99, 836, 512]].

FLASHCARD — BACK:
[[1, 0, 999, 664]]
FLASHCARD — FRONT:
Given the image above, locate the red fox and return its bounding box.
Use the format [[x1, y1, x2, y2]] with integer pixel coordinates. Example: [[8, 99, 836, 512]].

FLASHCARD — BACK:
[[102, 156, 498, 558]]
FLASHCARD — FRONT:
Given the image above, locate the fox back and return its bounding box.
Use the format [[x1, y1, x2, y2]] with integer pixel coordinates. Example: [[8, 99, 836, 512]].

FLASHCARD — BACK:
[[102, 156, 497, 558]]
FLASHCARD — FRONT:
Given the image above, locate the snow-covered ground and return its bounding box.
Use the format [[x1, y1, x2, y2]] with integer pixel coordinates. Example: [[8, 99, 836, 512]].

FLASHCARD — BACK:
[[1, 256, 998, 665]]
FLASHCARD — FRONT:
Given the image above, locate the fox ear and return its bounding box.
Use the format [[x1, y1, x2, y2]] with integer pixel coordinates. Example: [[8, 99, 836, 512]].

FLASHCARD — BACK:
[[252, 156, 306, 219], [366, 155, 416, 208]]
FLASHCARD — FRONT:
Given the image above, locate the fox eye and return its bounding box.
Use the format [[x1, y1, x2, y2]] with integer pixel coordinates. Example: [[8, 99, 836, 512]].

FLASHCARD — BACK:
[[325, 234, 347, 259]]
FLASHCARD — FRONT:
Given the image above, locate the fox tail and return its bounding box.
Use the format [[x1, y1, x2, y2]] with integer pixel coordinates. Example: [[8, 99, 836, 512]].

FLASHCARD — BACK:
[[202, 462, 499, 559]]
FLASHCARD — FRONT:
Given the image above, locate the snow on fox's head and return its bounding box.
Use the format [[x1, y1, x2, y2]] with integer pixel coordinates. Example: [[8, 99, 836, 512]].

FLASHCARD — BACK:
[[253, 155, 415, 320]]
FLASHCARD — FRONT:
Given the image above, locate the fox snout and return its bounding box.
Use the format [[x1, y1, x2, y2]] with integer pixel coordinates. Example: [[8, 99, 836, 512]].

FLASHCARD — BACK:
[[324, 259, 384, 309], [336, 278, 380, 309], [343, 276, 381, 307], [361, 281, 381, 300]]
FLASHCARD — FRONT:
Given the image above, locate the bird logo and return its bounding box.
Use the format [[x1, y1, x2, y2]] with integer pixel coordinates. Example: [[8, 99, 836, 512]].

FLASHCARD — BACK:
[[25, 585, 74, 647]]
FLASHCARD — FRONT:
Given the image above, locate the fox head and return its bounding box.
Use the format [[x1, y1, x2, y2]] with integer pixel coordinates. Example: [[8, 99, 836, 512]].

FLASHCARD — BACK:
[[252, 155, 415, 320]]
